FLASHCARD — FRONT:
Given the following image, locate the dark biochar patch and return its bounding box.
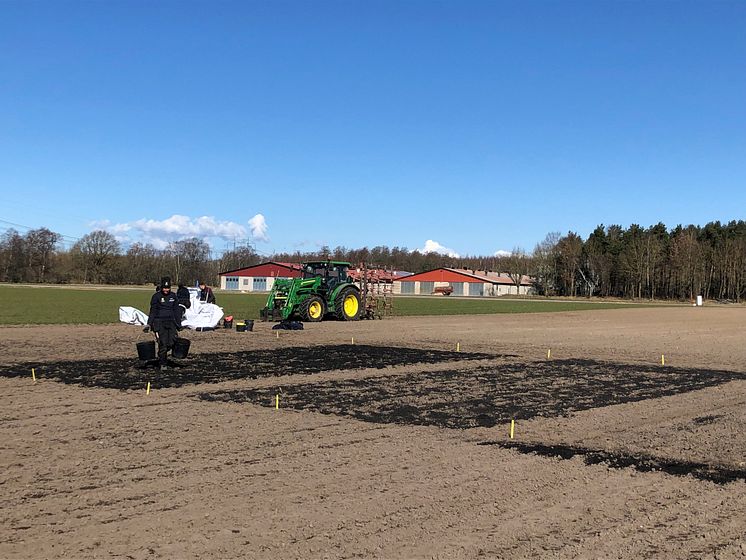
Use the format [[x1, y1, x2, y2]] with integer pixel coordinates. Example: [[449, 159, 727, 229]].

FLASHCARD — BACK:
[[692, 414, 723, 425], [0, 345, 493, 390], [477, 441, 746, 485], [199, 359, 746, 429]]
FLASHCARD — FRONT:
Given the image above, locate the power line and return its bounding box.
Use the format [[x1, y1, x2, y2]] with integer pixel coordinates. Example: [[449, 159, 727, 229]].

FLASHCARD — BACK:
[[0, 218, 81, 242]]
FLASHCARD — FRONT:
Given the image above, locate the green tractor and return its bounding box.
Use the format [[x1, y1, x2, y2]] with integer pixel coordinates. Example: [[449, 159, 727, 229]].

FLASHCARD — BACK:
[[260, 261, 362, 322]]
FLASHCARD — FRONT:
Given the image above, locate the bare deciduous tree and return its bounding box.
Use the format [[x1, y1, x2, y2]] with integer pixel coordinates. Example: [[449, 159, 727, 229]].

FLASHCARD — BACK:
[[72, 230, 121, 283], [504, 247, 531, 295]]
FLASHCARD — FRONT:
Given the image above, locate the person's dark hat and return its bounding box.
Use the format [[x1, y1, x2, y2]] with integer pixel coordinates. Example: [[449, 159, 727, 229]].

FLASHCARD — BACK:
[[161, 276, 171, 288], [198, 279, 205, 285]]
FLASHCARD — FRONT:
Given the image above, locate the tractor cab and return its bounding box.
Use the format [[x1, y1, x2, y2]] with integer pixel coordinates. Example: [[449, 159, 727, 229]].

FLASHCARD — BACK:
[[302, 261, 350, 292]]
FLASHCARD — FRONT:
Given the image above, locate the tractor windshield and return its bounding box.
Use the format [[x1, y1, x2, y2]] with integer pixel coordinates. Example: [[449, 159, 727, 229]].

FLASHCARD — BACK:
[[303, 264, 327, 278], [301, 263, 350, 283], [336, 265, 349, 281]]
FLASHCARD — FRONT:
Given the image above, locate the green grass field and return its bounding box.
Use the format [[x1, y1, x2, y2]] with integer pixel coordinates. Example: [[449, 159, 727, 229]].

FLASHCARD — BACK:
[[0, 285, 659, 325], [389, 297, 654, 316]]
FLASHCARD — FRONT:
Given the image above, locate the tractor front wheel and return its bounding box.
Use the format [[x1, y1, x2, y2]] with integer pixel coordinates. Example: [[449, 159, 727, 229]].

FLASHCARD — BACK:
[[335, 287, 361, 321], [300, 295, 325, 322]]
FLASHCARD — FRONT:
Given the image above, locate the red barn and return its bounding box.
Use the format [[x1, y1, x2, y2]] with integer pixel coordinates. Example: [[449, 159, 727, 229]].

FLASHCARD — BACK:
[[218, 262, 302, 291], [395, 267, 534, 297]]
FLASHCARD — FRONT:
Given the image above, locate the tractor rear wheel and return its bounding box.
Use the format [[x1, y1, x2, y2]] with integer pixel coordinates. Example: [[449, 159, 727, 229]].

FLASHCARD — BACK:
[[300, 295, 325, 322], [335, 287, 361, 321]]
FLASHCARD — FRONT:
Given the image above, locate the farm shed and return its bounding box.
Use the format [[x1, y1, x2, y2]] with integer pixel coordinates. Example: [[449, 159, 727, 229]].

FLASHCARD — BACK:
[[347, 269, 412, 283], [394, 268, 534, 296], [218, 262, 302, 292], [219, 262, 411, 292]]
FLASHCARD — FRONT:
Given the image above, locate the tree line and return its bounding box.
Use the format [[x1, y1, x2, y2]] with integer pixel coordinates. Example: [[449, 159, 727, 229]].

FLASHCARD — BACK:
[[2, 220, 745, 301], [543, 221, 746, 301], [0, 229, 261, 288]]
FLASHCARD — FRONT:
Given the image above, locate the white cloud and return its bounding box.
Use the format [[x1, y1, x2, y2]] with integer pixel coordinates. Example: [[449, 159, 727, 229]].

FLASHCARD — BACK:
[[89, 219, 111, 229], [420, 239, 460, 258], [130, 215, 246, 239], [494, 249, 512, 257], [97, 214, 270, 248], [89, 220, 131, 243], [248, 214, 269, 242], [141, 237, 171, 250]]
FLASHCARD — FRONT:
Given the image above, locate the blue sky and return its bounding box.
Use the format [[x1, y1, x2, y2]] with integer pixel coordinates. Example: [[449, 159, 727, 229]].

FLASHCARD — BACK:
[[1, 0, 744, 257]]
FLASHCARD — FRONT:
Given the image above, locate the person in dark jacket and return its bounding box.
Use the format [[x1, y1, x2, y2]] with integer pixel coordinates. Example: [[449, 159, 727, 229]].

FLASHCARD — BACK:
[[176, 283, 191, 321], [144, 276, 182, 370], [198, 280, 216, 304]]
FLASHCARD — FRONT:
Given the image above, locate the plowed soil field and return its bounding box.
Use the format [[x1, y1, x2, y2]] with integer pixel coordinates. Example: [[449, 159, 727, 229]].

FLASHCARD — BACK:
[[2, 306, 746, 559]]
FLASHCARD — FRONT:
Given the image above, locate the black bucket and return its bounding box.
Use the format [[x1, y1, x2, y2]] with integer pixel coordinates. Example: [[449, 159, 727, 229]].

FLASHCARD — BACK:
[[245, 319, 254, 332], [235, 322, 246, 332], [172, 338, 191, 359], [224, 318, 233, 329], [137, 340, 156, 361]]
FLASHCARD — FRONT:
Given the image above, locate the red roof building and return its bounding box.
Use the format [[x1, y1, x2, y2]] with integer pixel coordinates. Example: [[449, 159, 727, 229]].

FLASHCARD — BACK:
[[220, 262, 533, 297], [219, 262, 302, 291], [219, 262, 411, 292], [396, 267, 534, 297], [347, 269, 411, 283]]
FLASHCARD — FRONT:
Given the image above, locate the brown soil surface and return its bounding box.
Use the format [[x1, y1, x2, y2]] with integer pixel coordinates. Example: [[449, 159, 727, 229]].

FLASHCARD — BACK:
[[2, 307, 746, 559]]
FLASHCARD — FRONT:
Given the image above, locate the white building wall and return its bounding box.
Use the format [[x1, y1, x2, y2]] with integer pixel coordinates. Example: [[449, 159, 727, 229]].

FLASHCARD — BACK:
[[490, 283, 534, 295], [393, 279, 533, 296], [220, 267, 303, 291], [497, 284, 514, 296], [395, 281, 418, 295], [482, 283, 532, 296], [218, 275, 297, 292]]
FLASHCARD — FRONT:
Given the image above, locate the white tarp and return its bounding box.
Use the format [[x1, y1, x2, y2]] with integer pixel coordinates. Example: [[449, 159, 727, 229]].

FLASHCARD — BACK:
[[119, 306, 149, 325], [181, 299, 224, 329], [119, 289, 224, 330]]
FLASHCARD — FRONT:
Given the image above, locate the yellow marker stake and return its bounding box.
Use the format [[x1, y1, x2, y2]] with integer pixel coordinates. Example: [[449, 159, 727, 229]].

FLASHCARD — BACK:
[[547, 348, 551, 359], [146, 381, 151, 395], [351, 337, 354, 345], [275, 394, 279, 409], [32, 368, 36, 383], [456, 342, 460, 352], [510, 419, 515, 439], [661, 354, 665, 366], [276, 331, 279, 339]]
